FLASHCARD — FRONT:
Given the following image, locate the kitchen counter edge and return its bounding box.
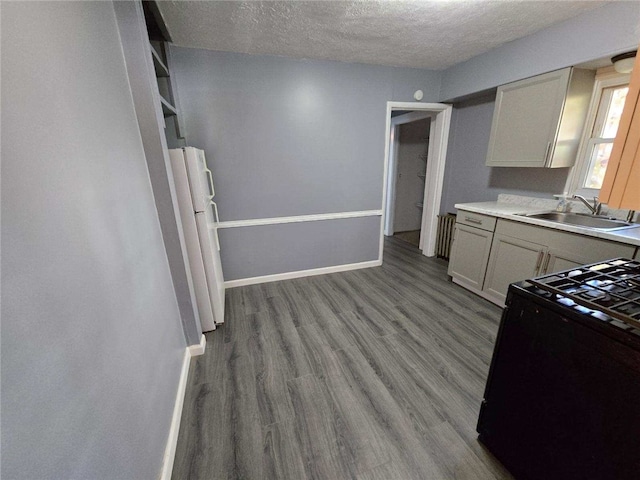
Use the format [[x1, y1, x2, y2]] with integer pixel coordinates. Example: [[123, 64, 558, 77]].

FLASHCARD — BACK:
[[454, 201, 640, 247]]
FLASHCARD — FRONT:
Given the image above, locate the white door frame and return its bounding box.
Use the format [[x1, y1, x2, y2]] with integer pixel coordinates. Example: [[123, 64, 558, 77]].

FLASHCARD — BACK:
[[384, 111, 433, 237], [380, 102, 452, 259]]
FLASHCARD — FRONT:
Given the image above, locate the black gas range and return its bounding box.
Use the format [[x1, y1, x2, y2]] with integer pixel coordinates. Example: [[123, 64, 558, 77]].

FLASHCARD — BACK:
[[477, 258, 640, 480], [527, 257, 640, 329]]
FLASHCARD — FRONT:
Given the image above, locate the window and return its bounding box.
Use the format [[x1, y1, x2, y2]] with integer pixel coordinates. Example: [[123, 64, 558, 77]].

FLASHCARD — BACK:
[[582, 85, 628, 189], [566, 70, 630, 196]]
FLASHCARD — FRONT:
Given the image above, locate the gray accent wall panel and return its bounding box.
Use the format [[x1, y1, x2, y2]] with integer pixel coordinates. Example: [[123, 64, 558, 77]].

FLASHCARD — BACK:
[[219, 216, 381, 281], [170, 47, 442, 221], [440, 2, 640, 101], [439, 93, 570, 215], [2, 2, 186, 479]]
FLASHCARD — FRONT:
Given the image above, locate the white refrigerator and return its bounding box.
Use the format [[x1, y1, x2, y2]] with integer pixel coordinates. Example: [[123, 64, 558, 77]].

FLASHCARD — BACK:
[[169, 147, 225, 332]]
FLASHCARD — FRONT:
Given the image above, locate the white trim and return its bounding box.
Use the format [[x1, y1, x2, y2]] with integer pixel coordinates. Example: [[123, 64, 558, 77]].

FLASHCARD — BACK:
[[159, 348, 191, 480], [384, 111, 433, 236], [384, 125, 399, 236], [217, 210, 382, 229], [381, 102, 452, 260], [225, 259, 381, 288], [419, 107, 452, 256], [391, 110, 433, 125], [188, 334, 206, 357]]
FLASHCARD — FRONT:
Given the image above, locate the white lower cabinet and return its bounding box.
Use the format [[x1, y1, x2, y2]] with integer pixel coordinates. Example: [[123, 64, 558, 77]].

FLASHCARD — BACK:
[[543, 247, 594, 274], [449, 211, 637, 307], [448, 224, 494, 290], [448, 211, 497, 290], [482, 234, 546, 305]]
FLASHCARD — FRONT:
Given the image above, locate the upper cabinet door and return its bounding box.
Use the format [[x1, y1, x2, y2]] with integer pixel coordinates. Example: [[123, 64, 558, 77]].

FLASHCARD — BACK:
[[600, 47, 640, 210], [486, 68, 594, 168]]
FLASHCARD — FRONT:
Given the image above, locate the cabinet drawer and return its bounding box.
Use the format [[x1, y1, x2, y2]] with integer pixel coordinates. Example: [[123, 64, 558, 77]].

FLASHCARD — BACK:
[[456, 211, 497, 232]]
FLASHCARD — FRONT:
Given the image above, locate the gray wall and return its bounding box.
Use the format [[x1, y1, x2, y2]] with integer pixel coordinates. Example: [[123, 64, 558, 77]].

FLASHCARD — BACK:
[[219, 217, 380, 280], [171, 47, 442, 279], [440, 2, 640, 101], [439, 93, 570, 214], [171, 47, 441, 220], [2, 3, 186, 478]]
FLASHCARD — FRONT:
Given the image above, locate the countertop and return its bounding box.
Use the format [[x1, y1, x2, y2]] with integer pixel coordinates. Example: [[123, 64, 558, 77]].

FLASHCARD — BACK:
[[455, 201, 640, 247]]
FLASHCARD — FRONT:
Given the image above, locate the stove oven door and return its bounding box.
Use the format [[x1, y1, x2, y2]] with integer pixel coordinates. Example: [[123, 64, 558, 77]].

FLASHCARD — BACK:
[[477, 286, 640, 480]]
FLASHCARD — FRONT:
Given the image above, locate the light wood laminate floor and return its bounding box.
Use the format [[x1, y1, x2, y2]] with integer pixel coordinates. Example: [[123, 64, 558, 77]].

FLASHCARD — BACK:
[[172, 237, 513, 480]]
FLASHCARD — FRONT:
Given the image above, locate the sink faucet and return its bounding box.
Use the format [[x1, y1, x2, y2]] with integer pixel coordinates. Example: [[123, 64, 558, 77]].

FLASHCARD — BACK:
[[572, 195, 603, 215]]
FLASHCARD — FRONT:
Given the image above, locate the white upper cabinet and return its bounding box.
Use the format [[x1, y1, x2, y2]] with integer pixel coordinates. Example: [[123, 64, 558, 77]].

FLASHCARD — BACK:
[[486, 67, 595, 168]]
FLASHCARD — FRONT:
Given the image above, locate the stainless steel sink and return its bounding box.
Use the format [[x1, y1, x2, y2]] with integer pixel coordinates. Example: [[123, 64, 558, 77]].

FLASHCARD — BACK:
[[517, 212, 639, 231]]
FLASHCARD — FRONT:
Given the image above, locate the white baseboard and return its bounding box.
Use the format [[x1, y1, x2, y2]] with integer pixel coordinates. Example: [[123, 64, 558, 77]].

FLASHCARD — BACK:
[[187, 334, 206, 357], [225, 259, 382, 288], [159, 348, 192, 480]]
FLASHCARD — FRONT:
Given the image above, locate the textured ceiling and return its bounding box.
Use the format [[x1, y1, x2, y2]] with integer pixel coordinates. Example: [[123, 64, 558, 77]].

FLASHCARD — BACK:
[[157, 1, 608, 70]]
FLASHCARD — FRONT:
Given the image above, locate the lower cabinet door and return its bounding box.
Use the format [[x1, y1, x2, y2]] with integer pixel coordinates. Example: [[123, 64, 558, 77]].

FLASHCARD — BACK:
[[483, 234, 546, 305], [544, 241, 636, 275], [543, 248, 592, 275], [448, 224, 493, 290]]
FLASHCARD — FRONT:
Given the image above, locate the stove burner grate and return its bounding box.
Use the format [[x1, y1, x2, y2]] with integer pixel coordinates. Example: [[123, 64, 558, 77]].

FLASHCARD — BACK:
[[528, 258, 640, 330]]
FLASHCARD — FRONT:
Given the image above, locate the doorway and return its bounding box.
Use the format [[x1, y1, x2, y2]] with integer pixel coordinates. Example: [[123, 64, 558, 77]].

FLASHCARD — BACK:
[[388, 113, 431, 247], [381, 102, 452, 259]]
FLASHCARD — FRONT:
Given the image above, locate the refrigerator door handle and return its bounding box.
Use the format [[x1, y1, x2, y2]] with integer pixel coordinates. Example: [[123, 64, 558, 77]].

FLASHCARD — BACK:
[[209, 201, 221, 251], [205, 166, 215, 198], [210, 200, 220, 224]]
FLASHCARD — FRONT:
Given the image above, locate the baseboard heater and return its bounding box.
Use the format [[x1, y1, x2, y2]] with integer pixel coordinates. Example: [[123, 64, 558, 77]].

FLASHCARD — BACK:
[[436, 213, 456, 260]]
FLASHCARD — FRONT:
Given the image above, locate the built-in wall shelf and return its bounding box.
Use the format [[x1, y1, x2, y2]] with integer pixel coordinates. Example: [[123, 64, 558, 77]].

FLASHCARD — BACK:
[[150, 44, 169, 78], [417, 173, 426, 180], [160, 95, 177, 117], [142, 1, 185, 140]]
